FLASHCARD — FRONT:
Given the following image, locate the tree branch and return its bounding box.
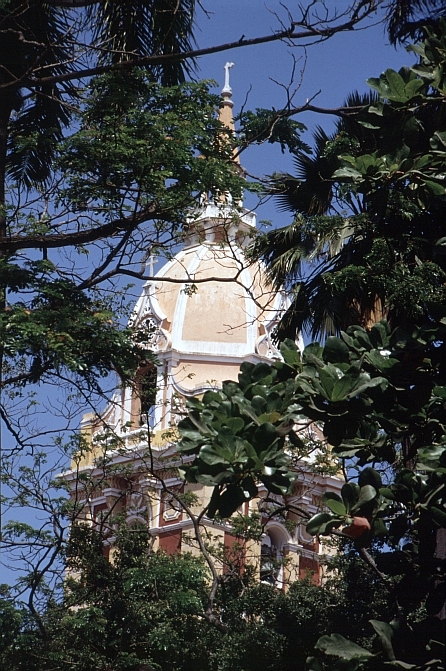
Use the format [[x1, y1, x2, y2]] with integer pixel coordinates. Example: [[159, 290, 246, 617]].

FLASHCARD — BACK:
[[0, 208, 155, 252], [1, 3, 384, 92]]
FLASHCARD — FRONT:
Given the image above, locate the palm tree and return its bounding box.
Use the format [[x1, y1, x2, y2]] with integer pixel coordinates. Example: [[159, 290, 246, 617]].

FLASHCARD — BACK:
[[250, 83, 446, 340], [250, 92, 383, 340], [87, 0, 196, 85], [268, 91, 378, 218], [385, 0, 446, 44], [1, 1, 197, 190]]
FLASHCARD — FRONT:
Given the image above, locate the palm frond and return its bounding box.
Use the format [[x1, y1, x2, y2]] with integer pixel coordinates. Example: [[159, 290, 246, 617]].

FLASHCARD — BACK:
[[273, 266, 385, 342], [3, 1, 77, 186], [269, 92, 380, 218], [386, 0, 446, 44], [3, 0, 199, 188], [90, 0, 197, 84], [249, 219, 317, 288]]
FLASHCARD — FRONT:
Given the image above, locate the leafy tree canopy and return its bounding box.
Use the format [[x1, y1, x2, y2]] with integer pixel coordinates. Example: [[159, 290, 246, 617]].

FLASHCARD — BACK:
[[0, 72, 251, 396], [179, 317, 446, 669], [0, 523, 407, 671], [250, 21, 446, 340]]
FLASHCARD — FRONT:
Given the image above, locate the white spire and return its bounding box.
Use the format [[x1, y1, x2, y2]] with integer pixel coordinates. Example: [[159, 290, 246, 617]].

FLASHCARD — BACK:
[[222, 61, 234, 98], [219, 62, 238, 160]]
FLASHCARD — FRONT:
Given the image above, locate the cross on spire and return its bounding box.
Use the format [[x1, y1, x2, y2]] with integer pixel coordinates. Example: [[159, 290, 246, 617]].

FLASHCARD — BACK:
[[145, 253, 158, 277], [222, 62, 234, 96]]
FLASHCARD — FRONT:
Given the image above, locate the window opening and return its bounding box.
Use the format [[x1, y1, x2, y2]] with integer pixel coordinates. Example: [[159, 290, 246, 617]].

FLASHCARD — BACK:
[[140, 367, 158, 427], [260, 534, 280, 585]]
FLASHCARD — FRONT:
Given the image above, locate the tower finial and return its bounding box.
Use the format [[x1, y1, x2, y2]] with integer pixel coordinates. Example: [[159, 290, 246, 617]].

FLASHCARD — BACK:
[[222, 62, 234, 96], [219, 61, 240, 166], [219, 62, 235, 126]]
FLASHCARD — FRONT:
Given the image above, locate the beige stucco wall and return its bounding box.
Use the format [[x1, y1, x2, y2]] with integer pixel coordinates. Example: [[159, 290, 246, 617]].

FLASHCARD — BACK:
[[171, 360, 242, 390]]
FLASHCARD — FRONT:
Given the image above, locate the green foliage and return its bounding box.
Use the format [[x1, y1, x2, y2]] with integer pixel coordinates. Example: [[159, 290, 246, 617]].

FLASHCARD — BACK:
[[3, 70, 314, 399], [177, 349, 313, 518], [386, 0, 446, 45], [1, 72, 252, 398], [0, 258, 150, 386], [2, 0, 77, 186], [253, 23, 446, 339], [59, 72, 245, 220], [47, 524, 211, 671], [1, 524, 405, 671], [179, 317, 446, 534], [3, 10, 446, 671], [180, 317, 446, 669], [237, 108, 309, 155], [0, 7, 345, 622], [86, 0, 198, 86], [2, 0, 198, 187]]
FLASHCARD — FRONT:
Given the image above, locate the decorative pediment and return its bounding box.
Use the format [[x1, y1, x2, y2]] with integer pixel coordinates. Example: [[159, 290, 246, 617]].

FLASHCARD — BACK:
[[130, 282, 170, 351]]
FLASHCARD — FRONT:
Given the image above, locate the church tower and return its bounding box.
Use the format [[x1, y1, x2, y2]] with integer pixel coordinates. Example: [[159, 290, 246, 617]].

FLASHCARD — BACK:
[[65, 65, 340, 585]]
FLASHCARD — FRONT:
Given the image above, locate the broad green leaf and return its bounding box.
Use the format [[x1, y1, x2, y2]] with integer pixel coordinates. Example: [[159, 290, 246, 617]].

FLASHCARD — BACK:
[[250, 362, 274, 382], [258, 411, 281, 424], [359, 120, 381, 129], [369, 620, 395, 660], [324, 493, 347, 516], [217, 426, 237, 449], [380, 487, 395, 500], [430, 130, 446, 150], [226, 417, 245, 433], [323, 336, 350, 364], [368, 321, 391, 347], [315, 633, 373, 659], [413, 153, 433, 170], [372, 518, 388, 536], [367, 76, 382, 92], [199, 444, 233, 466], [366, 349, 399, 371], [369, 103, 384, 116], [202, 390, 223, 405], [318, 367, 337, 398], [405, 77, 425, 98], [346, 375, 388, 398], [352, 485, 377, 511], [303, 342, 324, 361], [422, 179, 445, 195], [280, 340, 302, 367], [331, 373, 360, 401], [333, 166, 363, 180], [358, 467, 382, 490], [251, 395, 267, 414], [385, 69, 408, 100], [341, 483, 359, 512], [356, 153, 380, 173], [306, 512, 333, 536], [243, 442, 263, 468]]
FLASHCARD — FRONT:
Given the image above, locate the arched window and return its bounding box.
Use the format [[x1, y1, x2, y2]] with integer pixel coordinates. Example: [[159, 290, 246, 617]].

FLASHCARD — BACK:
[[260, 533, 279, 585], [260, 526, 288, 587]]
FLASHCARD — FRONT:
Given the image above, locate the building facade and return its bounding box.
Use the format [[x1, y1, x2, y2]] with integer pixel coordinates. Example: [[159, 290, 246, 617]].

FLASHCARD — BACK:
[[64, 67, 342, 586]]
